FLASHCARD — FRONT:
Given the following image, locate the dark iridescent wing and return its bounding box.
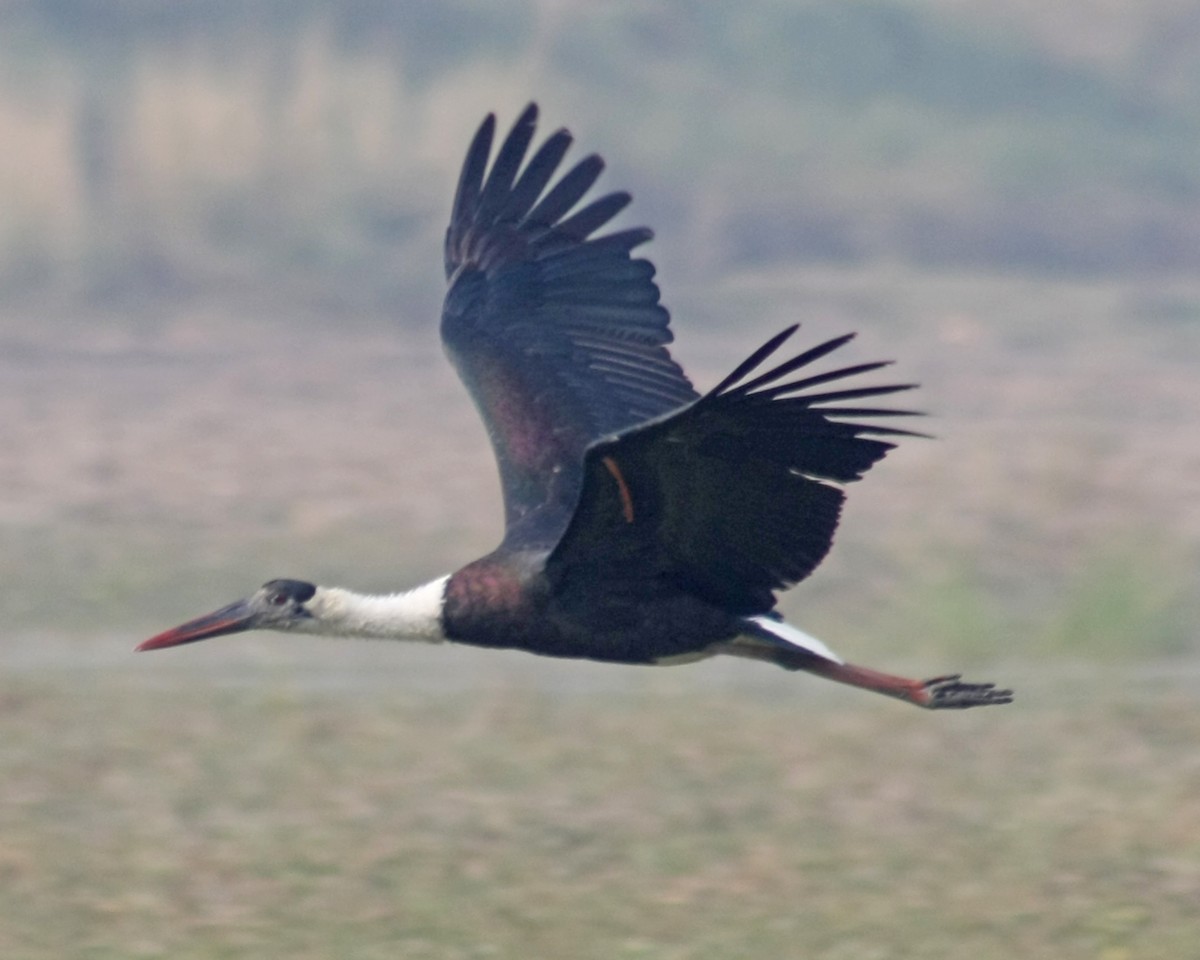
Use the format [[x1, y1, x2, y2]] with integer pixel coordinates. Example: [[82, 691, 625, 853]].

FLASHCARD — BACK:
[[442, 105, 696, 542], [547, 326, 922, 614]]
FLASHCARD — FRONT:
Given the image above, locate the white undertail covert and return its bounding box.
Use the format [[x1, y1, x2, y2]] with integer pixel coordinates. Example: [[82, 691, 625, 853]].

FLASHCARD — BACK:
[[745, 615, 844, 663]]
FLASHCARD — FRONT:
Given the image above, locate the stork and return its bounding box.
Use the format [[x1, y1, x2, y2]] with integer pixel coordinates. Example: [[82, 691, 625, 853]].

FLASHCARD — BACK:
[[139, 105, 1011, 711]]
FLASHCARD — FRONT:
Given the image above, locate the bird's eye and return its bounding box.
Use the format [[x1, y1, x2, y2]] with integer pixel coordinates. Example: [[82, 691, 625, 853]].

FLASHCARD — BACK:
[[268, 593, 288, 607]]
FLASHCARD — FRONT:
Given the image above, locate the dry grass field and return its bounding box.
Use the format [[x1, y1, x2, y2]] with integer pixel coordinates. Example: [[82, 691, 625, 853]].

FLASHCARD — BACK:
[[2, 653, 1199, 959], [2, 265, 1199, 958]]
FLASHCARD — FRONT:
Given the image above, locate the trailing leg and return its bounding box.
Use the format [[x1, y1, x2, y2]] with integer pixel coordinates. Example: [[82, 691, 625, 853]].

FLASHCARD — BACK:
[[787, 657, 1013, 709], [723, 620, 1012, 710]]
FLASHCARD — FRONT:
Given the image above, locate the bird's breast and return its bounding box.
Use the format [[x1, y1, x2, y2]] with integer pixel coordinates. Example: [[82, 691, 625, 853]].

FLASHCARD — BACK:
[[442, 553, 549, 648]]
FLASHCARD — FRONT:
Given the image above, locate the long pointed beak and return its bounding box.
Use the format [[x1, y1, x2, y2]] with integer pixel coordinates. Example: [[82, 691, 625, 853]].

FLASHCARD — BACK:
[[136, 599, 256, 652]]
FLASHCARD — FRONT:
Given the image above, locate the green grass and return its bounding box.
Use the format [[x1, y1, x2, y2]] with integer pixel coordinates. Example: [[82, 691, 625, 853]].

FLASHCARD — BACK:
[[2, 656, 1198, 959]]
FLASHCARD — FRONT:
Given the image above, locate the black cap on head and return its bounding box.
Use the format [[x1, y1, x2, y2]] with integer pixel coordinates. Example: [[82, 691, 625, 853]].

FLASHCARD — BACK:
[[261, 579, 317, 603]]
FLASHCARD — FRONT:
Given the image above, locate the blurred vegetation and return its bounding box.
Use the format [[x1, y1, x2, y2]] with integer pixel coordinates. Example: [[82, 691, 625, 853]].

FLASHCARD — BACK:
[[2, 667, 1200, 958], [3, 0, 1200, 313]]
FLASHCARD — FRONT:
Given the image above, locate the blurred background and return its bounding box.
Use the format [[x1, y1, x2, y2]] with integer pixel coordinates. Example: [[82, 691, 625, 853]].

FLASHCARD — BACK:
[[2, 2, 1199, 958]]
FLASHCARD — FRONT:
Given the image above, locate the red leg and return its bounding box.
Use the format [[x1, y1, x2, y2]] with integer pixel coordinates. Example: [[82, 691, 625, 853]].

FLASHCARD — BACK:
[[717, 639, 1012, 709], [798, 659, 1012, 710]]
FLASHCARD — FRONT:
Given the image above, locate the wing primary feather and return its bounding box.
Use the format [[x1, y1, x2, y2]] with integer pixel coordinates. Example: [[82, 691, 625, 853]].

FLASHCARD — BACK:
[[500, 129, 573, 224], [527, 154, 605, 227], [788, 382, 918, 404], [476, 104, 538, 223], [556, 192, 632, 240], [751, 361, 897, 400], [708, 324, 799, 396], [729, 333, 857, 396], [827, 423, 927, 438], [535, 226, 653, 263], [818, 406, 925, 419], [447, 114, 495, 266]]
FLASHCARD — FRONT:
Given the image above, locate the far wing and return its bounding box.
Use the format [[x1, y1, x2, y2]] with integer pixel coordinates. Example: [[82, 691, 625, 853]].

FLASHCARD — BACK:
[[442, 104, 696, 542], [547, 326, 922, 615]]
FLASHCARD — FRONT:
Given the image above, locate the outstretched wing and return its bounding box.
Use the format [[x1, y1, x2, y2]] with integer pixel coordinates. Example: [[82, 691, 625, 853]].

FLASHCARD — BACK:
[[442, 104, 697, 542], [547, 326, 921, 615]]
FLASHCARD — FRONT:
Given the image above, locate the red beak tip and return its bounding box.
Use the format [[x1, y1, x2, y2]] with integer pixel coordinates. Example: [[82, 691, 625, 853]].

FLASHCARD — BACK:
[[133, 613, 250, 653]]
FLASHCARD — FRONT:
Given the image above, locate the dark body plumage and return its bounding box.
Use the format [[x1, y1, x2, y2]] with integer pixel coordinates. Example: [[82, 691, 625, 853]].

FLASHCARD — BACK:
[[440, 105, 915, 666]]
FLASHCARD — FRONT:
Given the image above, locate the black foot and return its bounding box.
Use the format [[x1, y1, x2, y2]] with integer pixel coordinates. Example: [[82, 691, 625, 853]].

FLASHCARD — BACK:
[[921, 674, 1013, 710]]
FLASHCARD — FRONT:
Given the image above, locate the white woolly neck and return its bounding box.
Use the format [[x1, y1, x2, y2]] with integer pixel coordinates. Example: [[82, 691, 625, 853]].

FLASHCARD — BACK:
[[296, 575, 449, 642]]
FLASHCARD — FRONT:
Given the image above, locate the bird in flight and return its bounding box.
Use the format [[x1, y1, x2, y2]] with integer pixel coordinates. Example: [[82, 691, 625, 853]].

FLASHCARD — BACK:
[[139, 104, 1011, 710]]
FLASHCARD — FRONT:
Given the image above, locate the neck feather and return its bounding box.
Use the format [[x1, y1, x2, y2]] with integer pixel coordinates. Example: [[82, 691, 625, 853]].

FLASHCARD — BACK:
[[303, 576, 448, 641]]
